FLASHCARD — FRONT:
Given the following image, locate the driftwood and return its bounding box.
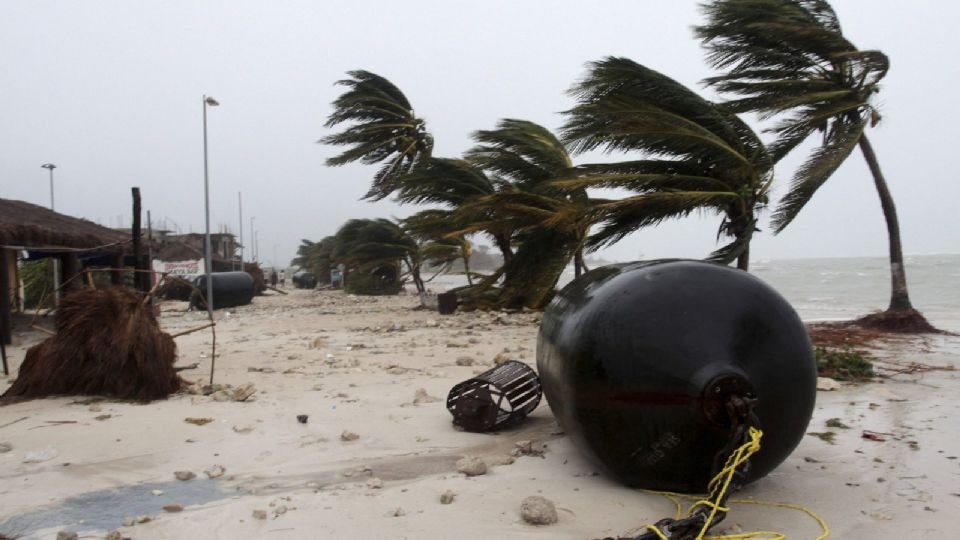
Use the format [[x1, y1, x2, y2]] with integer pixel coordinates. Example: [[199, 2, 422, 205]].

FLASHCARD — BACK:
[[169, 322, 216, 339], [266, 286, 288, 295]]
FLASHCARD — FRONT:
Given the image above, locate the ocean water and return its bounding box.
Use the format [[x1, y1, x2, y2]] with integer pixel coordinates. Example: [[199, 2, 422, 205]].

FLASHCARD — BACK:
[[431, 254, 960, 329]]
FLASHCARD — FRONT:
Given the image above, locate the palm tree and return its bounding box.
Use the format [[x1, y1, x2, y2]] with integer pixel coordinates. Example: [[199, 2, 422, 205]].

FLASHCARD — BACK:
[[321, 70, 433, 200], [696, 0, 922, 319], [333, 218, 426, 294], [402, 209, 476, 285], [560, 57, 774, 270]]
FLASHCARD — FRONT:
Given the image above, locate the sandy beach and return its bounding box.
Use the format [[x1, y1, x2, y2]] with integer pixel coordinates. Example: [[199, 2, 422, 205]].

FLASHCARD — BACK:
[[1, 287, 957, 539]]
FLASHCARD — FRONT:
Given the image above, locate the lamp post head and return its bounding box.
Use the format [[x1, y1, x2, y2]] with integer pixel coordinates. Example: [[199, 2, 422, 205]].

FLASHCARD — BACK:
[[205, 96, 220, 107], [41, 163, 56, 170]]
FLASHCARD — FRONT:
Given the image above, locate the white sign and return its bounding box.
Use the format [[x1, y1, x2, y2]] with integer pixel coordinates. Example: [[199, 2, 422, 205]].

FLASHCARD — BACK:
[[152, 259, 205, 278]]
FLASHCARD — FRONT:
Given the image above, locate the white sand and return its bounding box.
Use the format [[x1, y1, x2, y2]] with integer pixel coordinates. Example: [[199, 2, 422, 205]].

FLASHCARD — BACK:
[[0, 288, 957, 539]]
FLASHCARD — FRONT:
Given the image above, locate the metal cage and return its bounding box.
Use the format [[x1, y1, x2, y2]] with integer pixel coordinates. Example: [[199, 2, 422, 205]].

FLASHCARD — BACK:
[[446, 360, 542, 432]]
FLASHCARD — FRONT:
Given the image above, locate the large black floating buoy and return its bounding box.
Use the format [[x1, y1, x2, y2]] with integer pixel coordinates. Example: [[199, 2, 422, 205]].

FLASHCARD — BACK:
[[537, 260, 816, 493]]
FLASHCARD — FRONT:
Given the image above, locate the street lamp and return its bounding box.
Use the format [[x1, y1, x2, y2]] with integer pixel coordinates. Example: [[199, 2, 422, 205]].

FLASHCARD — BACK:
[[41, 163, 59, 305], [202, 95, 219, 314]]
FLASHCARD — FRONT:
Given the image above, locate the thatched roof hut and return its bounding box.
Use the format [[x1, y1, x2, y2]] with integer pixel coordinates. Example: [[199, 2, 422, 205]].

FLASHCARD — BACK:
[[0, 199, 129, 251]]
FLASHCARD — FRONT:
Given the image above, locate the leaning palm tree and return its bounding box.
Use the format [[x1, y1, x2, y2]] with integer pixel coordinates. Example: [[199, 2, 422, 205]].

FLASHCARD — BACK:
[[560, 57, 774, 270], [333, 218, 426, 294], [696, 0, 927, 324], [321, 70, 433, 200]]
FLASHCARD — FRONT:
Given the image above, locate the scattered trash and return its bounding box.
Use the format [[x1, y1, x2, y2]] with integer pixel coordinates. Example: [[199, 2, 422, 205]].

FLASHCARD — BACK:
[[151, 489, 164, 496], [455, 356, 474, 366], [233, 424, 255, 433], [520, 496, 558, 525], [862, 430, 888, 442], [446, 360, 542, 432], [232, 383, 257, 402], [297, 415, 309, 424], [825, 418, 851, 429], [340, 430, 359, 441], [174, 470, 196, 481], [252, 509, 268, 520], [440, 490, 456, 504], [163, 503, 184, 513], [807, 432, 836, 444], [391, 507, 406, 517], [413, 388, 440, 404], [816, 377, 841, 391], [366, 477, 383, 489], [184, 417, 213, 426]]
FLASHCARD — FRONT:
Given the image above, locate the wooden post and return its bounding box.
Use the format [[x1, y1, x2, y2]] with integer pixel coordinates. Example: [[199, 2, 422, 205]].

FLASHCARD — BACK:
[[0, 248, 11, 347], [132, 187, 149, 292], [110, 252, 124, 285], [59, 253, 81, 295]]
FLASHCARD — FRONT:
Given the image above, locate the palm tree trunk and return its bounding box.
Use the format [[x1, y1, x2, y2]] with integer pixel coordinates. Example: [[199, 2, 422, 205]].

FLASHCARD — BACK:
[[574, 249, 585, 278], [736, 245, 749, 271], [858, 134, 912, 311], [463, 253, 473, 286]]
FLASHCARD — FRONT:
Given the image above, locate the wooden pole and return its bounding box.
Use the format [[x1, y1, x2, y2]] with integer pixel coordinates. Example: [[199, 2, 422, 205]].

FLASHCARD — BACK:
[[168, 322, 216, 338], [132, 187, 149, 292], [0, 248, 11, 347]]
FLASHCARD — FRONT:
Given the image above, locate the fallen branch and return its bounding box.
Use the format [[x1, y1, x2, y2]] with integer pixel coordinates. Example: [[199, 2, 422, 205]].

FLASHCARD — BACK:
[[31, 325, 55, 336], [169, 322, 216, 339], [266, 286, 288, 295]]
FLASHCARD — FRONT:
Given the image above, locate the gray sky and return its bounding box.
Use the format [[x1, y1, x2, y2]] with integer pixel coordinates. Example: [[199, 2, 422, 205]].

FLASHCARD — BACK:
[[2, 0, 957, 268]]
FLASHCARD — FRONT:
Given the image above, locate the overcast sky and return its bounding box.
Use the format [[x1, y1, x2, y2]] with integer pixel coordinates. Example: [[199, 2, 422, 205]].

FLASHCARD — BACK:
[[2, 1, 957, 268]]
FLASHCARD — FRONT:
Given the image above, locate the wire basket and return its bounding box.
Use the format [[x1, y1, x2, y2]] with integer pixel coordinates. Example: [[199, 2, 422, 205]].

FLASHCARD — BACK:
[[446, 360, 542, 432]]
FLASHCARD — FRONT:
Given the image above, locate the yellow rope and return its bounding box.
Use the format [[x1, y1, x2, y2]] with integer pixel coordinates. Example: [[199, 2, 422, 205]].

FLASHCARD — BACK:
[[641, 427, 829, 539]]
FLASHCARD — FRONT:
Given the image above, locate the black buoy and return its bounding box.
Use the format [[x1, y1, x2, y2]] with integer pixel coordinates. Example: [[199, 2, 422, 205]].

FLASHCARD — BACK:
[[537, 260, 816, 493], [191, 271, 255, 310]]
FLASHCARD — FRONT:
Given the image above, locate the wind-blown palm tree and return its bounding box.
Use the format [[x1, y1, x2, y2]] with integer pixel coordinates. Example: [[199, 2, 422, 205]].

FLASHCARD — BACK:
[[333, 218, 426, 294], [321, 70, 433, 200], [560, 57, 774, 270], [696, 0, 923, 320]]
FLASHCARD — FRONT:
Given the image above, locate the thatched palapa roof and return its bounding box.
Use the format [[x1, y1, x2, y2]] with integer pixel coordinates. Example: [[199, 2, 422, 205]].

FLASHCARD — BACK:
[[0, 198, 129, 252]]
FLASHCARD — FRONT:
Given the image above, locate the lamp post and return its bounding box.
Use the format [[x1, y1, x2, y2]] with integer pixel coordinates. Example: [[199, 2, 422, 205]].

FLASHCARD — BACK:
[[237, 192, 243, 271], [202, 95, 219, 313], [41, 163, 59, 305]]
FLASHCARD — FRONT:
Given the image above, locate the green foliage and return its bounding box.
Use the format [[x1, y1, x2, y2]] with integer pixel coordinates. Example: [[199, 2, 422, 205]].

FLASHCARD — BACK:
[[815, 346, 874, 381], [561, 57, 773, 269], [344, 267, 402, 296], [21, 259, 55, 309], [321, 70, 433, 200], [696, 0, 888, 232]]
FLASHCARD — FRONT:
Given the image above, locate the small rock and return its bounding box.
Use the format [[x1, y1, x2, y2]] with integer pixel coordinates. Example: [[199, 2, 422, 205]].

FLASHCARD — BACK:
[[56, 531, 78, 540], [204, 465, 226, 478], [95, 414, 112, 421], [105, 530, 123, 540], [163, 503, 184, 513], [232, 383, 257, 402], [122, 517, 136, 527], [174, 470, 196, 481], [252, 509, 268, 520], [212, 390, 232, 402], [341, 430, 359, 442], [520, 495, 558, 525], [816, 377, 841, 391], [440, 490, 456, 504], [392, 507, 406, 517], [0, 442, 12, 453], [233, 424, 255, 433], [413, 388, 440, 404], [455, 356, 474, 366], [456, 457, 487, 476], [367, 477, 383, 489], [493, 352, 512, 365], [136, 516, 151, 524], [274, 505, 288, 515], [89, 404, 103, 412], [425, 319, 438, 327], [151, 489, 164, 496]]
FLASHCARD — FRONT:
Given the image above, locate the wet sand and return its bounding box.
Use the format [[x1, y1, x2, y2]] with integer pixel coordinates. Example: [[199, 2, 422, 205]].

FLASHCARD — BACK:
[[0, 288, 957, 539]]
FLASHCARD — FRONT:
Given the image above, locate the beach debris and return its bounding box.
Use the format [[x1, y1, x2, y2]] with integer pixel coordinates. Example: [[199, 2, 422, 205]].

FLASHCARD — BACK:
[[440, 490, 456, 504], [493, 353, 512, 365], [873, 387, 907, 402], [95, 414, 112, 421], [184, 417, 213, 426], [826, 418, 851, 429], [0, 442, 11, 453], [56, 531, 78, 540], [89, 404, 103, 412], [366, 477, 383, 489], [520, 496, 558, 525], [456, 457, 487, 476], [816, 377, 841, 391], [413, 388, 441, 404], [252, 509, 268, 520], [137, 516, 152, 524], [23, 447, 58, 463], [151, 489, 164, 496], [391, 507, 406, 517], [232, 382, 257, 402], [297, 415, 309, 424], [512, 440, 546, 458], [122, 517, 136, 527], [204, 464, 226, 478], [455, 356, 475, 366], [447, 360, 542, 432], [233, 424, 255, 433], [163, 503, 184, 513], [340, 430, 359, 441], [1, 287, 180, 404], [862, 430, 888, 442], [174, 470, 196, 481], [104, 530, 123, 540], [274, 505, 288, 516], [807, 432, 836, 444], [212, 390, 232, 402]]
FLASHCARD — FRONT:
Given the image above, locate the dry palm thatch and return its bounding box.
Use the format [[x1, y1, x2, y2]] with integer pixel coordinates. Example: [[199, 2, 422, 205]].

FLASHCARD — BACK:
[[1, 287, 181, 404]]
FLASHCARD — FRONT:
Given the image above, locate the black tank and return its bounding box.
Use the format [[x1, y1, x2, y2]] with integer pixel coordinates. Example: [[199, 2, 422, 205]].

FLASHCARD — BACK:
[[537, 260, 816, 493], [191, 272, 255, 310]]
